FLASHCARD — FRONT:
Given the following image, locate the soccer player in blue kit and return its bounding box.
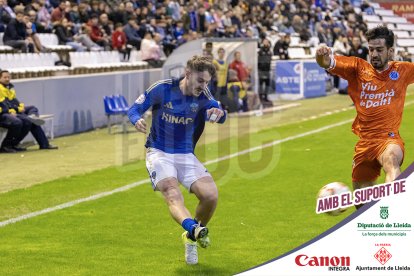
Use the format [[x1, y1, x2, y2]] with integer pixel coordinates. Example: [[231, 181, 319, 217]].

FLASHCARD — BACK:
[[128, 56, 226, 265]]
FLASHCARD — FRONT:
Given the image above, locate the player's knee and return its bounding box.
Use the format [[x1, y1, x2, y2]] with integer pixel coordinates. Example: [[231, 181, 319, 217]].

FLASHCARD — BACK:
[[200, 187, 218, 205], [159, 179, 182, 204]]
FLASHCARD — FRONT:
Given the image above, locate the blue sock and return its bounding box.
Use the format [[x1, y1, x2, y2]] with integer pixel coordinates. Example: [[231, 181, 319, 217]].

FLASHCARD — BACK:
[[181, 218, 198, 239]]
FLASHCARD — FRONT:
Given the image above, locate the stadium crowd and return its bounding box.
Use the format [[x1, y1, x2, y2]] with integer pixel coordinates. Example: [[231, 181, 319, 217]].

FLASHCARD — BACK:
[[1, 0, 412, 108], [0, 0, 381, 58]]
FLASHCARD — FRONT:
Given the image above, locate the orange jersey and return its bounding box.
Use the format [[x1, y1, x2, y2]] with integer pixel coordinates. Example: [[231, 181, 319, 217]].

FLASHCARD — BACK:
[[330, 56, 414, 139]]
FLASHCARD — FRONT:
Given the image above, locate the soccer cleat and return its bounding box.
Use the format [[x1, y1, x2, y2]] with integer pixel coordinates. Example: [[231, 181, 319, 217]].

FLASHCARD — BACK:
[[197, 234, 210, 248], [182, 232, 198, 265], [193, 224, 208, 240]]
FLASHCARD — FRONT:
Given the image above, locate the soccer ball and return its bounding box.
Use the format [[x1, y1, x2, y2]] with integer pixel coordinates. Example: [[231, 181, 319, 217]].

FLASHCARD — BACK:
[[317, 182, 351, 216]]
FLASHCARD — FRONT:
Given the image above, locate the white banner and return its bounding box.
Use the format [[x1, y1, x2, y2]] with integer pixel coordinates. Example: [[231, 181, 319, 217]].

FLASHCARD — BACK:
[[237, 165, 414, 275]]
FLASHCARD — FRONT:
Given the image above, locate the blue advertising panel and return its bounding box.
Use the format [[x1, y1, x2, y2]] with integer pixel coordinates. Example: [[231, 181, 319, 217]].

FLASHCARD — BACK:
[[303, 61, 327, 98], [275, 61, 301, 94]]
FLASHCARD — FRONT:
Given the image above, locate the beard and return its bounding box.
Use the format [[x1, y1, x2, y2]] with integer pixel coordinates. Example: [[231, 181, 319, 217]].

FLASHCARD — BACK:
[[371, 57, 388, 70]]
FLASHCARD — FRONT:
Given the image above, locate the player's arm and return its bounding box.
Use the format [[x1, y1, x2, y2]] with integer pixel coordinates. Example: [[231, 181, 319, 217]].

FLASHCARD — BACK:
[[206, 100, 226, 124], [128, 88, 160, 133], [315, 45, 358, 80], [315, 45, 334, 69]]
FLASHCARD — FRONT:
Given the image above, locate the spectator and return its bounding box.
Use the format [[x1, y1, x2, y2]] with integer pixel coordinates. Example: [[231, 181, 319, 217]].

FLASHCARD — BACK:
[[141, 31, 163, 68], [229, 51, 251, 82], [124, 15, 141, 50], [258, 38, 273, 104], [109, 2, 127, 25], [23, 13, 44, 53], [0, 70, 58, 153], [0, 0, 14, 32], [3, 10, 34, 52], [212, 47, 229, 105], [87, 14, 110, 50], [50, 0, 65, 23], [273, 33, 290, 60], [112, 22, 130, 61], [333, 34, 351, 56], [54, 17, 86, 51], [36, 0, 51, 31], [167, 0, 181, 21], [349, 35, 368, 60], [226, 69, 247, 113], [99, 13, 112, 37]]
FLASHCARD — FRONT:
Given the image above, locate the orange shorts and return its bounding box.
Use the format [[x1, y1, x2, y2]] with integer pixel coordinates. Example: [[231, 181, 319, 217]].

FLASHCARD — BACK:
[[352, 137, 404, 182]]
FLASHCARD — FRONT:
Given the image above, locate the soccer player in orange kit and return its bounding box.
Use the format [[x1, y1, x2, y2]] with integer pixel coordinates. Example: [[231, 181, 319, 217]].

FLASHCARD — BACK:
[[316, 25, 414, 208]]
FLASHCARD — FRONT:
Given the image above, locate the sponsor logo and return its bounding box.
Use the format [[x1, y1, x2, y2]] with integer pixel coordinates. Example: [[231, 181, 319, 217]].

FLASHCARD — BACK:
[[295, 254, 350, 271], [359, 83, 395, 109], [135, 94, 146, 104], [380, 206, 389, 219], [161, 112, 193, 125], [151, 171, 156, 180], [389, 71, 399, 80], [164, 102, 173, 109], [374, 247, 392, 265]]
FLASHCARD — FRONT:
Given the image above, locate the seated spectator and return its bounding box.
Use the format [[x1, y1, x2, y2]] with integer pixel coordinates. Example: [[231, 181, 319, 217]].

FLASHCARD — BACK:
[[273, 34, 290, 60], [76, 25, 102, 51], [141, 31, 163, 68], [333, 34, 351, 56], [24, 12, 46, 53], [87, 14, 110, 50], [50, 0, 65, 24], [54, 18, 86, 51], [226, 69, 247, 113], [124, 15, 141, 50], [0, 70, 57, 153], [112, 22, 131, 61], [36, 0, 52, 32], [3, 10, 34, 53], [0, 0, 14, 32]]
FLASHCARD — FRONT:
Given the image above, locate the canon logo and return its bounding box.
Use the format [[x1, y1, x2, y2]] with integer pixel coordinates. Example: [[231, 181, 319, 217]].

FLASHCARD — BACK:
[[295, 254, 350, 267]]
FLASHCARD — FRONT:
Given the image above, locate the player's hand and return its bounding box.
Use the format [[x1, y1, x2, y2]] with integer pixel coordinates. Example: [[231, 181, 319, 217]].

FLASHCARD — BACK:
[[135, 118, 147, 133], [315, 45, 332, 69], [206, 108, 224, 123]]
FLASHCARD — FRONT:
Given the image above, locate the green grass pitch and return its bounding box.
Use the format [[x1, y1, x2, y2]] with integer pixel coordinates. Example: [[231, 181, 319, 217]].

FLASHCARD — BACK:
[[0, 93, 413, 275]]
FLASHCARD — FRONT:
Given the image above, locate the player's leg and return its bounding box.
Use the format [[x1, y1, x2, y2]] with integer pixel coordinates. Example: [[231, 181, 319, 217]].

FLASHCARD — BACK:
[[378, 143, 404, 183], [146, 150, 200, 265], [352, 161, 380, 209], [157, 177, 192, 224], [190, 176, 218, 226]]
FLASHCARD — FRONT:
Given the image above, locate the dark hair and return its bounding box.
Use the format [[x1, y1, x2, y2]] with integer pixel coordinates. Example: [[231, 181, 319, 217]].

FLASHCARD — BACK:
[[186, 55, 216, 77], [365, 25, 394, 48], [0, 70, 10, 77]]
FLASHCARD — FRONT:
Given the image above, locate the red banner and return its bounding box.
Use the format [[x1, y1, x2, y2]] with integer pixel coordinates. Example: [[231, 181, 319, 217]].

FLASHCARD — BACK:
[[379, 2, 414, 23]]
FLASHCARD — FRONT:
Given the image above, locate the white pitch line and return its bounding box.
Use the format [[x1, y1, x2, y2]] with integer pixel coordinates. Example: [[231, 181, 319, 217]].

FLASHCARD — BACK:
[[2, 99, 414, 228], [0, 118, 354, 228]]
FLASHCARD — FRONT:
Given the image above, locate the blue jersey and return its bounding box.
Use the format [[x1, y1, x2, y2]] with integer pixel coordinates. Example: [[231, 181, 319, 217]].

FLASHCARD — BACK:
[[128, 78, 226, 154]]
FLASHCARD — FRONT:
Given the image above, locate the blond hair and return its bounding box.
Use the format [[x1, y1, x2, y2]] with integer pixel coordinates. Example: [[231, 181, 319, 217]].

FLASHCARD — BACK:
[[186, 55, 216, 77]]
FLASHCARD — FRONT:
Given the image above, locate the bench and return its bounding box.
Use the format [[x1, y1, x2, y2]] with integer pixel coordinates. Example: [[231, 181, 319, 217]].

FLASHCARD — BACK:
[[0, 114, 55, 146]]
